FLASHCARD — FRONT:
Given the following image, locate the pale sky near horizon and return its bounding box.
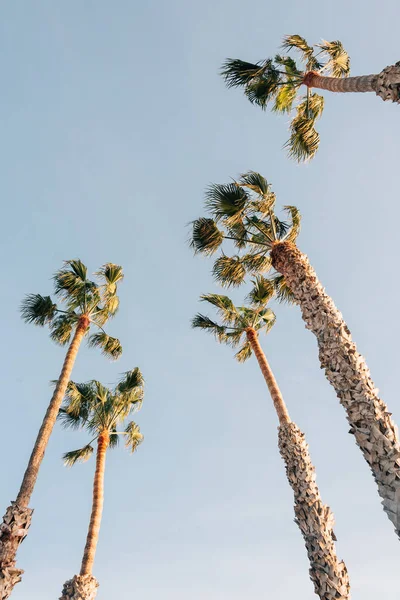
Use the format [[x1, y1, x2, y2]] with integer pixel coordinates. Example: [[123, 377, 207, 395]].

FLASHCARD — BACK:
[[0, 2, 399, 599]]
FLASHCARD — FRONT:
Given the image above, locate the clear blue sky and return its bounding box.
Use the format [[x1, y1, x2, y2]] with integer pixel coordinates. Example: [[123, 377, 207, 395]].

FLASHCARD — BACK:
[[0, 1, 399, 598]]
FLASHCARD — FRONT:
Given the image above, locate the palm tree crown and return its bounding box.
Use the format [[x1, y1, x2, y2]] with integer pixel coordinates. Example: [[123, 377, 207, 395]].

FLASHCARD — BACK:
[[191, 171, 298, 296], [59, 368, 144, 461], [21, 259, 123, 359], [192, 289, 276, 362], [221, 34, 350, 161]]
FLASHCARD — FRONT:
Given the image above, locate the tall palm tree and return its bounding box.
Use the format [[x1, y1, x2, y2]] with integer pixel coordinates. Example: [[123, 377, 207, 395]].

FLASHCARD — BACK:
[[191, 171, 400, 539], [192, 292, 350, 599], [0, 260, 123, 600], [221, 34, 400, 161], [59, 369, 144, 600]]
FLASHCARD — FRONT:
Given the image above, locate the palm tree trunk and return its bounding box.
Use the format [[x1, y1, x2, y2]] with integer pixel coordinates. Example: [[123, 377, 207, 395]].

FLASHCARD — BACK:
[[270, 241, 400, 538], [80, 431, 109, 576], [60, 575, 98, 600], [303, 62, 400, 103], [59, 432, 109, 600], [0, 315, 89, 600], [245, 328, 350, 598], [245, 328, 291, 425], [279, 422, 350, 599]]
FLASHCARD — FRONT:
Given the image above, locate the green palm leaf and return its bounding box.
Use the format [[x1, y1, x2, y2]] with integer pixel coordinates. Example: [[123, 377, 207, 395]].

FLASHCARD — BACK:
[[234, 341, 253, 363], [20, 294, 57, 326], [63, 444, 94, 467], [88, 332, 122, 360], [124, 422, 144, 453], [191, 218, 223, 255], [50, 313, 77, 345], [212, 255, 246, 287]]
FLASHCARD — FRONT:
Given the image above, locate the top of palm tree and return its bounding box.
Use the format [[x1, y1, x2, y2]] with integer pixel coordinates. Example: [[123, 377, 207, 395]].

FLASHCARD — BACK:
[[20, 259, 124, 359], [221, 35, 350, 161], [59, 368, 144, 465], [192, 290, 276, 362], [191, 171, 299, 292]]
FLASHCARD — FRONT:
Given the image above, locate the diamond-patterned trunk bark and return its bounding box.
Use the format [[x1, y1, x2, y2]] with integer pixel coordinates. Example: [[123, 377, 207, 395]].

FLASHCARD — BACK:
[[0, 504, 33, 600], [304, 62, 400, 103], [271, 241, 400, 538], [60, 575, 99, 600], [279, 423, 350, 600]]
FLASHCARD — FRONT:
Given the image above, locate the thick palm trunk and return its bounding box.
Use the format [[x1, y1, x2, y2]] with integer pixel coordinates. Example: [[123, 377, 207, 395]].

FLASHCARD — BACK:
[[60, 432, 109, 600], [60, 575, 98, 600], [246, 328, 350, 599], [303, 63, 400, 103], [245, 328, 291, 425], [271, 241, 400, 538], [279, 422, 350, 599], [0, 315, 89, 600]]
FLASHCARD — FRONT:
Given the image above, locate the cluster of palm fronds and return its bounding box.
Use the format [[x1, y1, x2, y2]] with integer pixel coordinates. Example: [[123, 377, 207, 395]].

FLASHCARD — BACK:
[[221, 35, 350, 161]]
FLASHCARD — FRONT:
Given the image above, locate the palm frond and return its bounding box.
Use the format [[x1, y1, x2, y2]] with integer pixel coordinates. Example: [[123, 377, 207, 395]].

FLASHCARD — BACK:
[[63, 444, 94, 467], [318, 40, 350, 77], [282, 35, 322, 71], [283, 206, 301, 242], [96, 263, 124, 289], [124, 421, 144, 453], [275, 55, 302, 79], [117, 368, 144, 394], [53, 260, 87, 296], [109, 428, 119, 448], [191, 218, 223, 255], [191, 313, 227, 338], [244, 64, 281, 108], [235, 341, 253, 363], [20, 294, 57, 326], [88, 332, 123, 360], [50, 313, 76, 345], [242, 253, 272, 274], [246, 276, 275, 306], [239, 171, 270, 196], [221, 58, 270, 88], [286, 93, 324, 162], [199, 293, 239, 324], [96, 263, 123, 317], [273, 84, 297, 113], [61, 380, 96, 423], [212, 255, 246, 287], [117, 368, 144, 410], [273, 275, 296, 304], [258, 307, 276, 328], [205, 183, 248, 225]]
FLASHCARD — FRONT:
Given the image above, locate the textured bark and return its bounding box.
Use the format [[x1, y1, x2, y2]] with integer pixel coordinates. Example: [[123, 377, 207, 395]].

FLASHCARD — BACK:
[[271, 241, 400, 537], [303, 63, 400, 103], [246, 328, 291, 426], [279, 423, 350, 600], [60, 574, 99, 600], [0, 504, 33, 600], [80, 432, 109, 576], [0, 315, 88, 599]]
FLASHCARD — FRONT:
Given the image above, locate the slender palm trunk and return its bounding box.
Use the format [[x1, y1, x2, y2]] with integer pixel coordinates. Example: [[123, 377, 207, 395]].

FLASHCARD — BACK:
[[60, 432, 109, 600], [271, 241, 400, 538], [245, 328, 290, 425], [0, 315, 89, 600], [303, 63, 400, 103], [81, 431, 109, 576], [245, 328, 350, 599]]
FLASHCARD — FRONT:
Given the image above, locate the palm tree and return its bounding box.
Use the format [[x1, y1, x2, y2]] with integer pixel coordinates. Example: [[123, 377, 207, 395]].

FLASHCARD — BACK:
[[221, 34, 400, 161], [191, 171, 400, 539], [59, 370, 144, 600], [0, 260, 123, 600], [192, 292, 350, 599]]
